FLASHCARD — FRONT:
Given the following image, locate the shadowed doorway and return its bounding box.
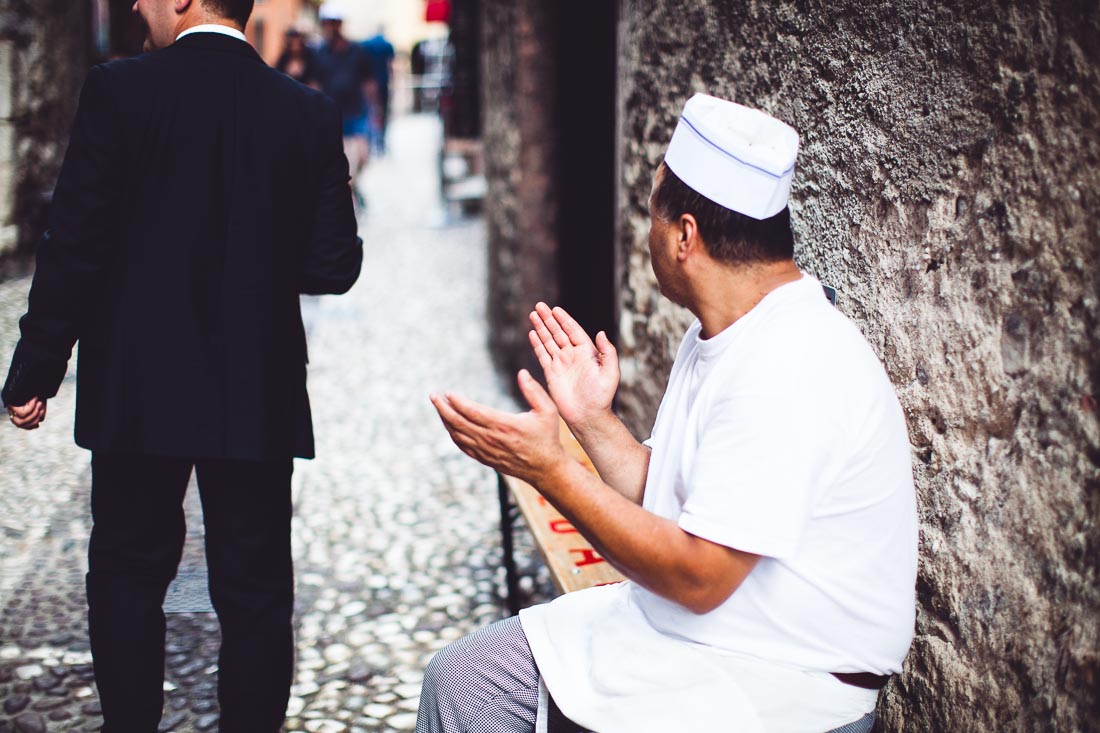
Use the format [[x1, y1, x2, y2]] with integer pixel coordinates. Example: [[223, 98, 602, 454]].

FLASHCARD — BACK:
[[551, 0, 618, 343]]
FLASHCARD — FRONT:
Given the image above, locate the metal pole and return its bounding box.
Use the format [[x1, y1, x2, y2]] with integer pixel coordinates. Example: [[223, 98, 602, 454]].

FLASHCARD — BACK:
[[498, 473, 521, 616]]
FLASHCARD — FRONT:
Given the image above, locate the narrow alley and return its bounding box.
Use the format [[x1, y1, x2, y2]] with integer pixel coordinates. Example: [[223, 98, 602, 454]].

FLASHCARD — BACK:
[[0, 113, 553, 733]]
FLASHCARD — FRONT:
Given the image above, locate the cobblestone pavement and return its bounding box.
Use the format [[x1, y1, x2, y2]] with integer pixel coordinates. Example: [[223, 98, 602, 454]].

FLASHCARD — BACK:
[[0, 114, 555, 732]]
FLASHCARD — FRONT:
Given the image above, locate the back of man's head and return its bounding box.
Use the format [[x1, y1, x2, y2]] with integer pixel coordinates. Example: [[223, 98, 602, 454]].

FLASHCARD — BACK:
[[651, 161, 795, 265], [202, 0, 254, 27]]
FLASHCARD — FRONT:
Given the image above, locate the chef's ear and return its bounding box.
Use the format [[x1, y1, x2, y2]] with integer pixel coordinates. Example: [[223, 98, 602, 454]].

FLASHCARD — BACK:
[[677, 213, 700, 260]]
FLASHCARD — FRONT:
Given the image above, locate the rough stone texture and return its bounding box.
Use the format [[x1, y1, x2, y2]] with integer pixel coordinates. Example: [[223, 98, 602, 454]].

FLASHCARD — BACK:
[[0, 0, 88, 261], [616, 1, 1099, 731], [481, 0, 559, 381], [0, 40, 15, 254]]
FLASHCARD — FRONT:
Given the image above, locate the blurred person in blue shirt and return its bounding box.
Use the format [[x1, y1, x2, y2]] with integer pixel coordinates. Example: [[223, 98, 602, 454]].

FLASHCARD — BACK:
[[315, 2, 374, 195], [362, 29, 395, 154]]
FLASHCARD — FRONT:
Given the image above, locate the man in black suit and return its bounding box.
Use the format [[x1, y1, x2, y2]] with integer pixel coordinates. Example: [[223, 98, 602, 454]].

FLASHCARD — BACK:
[[1, 0, 362, 729]]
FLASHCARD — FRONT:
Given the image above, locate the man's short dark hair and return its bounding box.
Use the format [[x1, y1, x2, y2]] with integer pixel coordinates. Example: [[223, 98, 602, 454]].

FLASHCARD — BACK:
[[203, 0, 254, 26], [652, 161, 794, 265]]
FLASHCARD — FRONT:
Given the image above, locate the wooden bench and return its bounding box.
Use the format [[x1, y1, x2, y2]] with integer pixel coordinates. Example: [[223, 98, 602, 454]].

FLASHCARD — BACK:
[[497, 422, 625, 615]]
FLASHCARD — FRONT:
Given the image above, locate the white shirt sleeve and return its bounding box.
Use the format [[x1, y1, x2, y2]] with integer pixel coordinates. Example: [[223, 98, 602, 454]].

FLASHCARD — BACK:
[[677, 383, 829, 560]]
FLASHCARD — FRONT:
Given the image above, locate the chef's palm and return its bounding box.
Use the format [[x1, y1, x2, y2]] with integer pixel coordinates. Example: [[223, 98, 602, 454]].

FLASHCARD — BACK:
[[528, 303, 619, 426]]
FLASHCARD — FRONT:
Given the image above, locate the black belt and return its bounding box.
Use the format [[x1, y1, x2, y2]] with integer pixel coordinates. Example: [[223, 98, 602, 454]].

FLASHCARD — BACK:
[[831, 672, 890, 690]]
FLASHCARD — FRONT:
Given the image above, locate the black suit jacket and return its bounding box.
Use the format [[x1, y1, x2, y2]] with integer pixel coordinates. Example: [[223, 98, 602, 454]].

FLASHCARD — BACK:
[[1, 32, 362, 460]]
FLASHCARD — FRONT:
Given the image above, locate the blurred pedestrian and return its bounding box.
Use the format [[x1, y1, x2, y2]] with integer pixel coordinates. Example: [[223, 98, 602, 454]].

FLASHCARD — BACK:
[[362, 27, 395, 154], [1, 0, 362, 730], [276, 26, 318, 87], [410, 39, 427, 112], [315, 1, 375, 199]]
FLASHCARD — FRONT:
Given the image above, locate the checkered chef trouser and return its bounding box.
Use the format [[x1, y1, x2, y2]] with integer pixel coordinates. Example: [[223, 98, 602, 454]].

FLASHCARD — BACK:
[[415, 615, 876, 733], [416, 616, 550, 733]]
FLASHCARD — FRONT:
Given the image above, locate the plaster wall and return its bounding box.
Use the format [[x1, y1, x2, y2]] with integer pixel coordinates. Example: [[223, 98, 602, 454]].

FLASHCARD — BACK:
[[616, 1, 1099, 730]]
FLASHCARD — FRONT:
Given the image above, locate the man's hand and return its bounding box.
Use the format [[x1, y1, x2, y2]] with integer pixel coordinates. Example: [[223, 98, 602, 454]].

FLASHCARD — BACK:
[[430, 369, 568, 486], [529, 302, 649, 503], [528, 303, 619, 429], [7, 398, 46, 430]]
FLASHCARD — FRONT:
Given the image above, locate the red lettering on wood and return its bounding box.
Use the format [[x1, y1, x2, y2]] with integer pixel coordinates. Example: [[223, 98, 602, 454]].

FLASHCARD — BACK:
[[549, 519, 577, 534], [570, 548, 606, 567]]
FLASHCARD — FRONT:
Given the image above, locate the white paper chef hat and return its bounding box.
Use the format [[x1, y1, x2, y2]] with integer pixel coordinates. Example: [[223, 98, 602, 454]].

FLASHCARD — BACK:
[[664, 94, 800, 220]]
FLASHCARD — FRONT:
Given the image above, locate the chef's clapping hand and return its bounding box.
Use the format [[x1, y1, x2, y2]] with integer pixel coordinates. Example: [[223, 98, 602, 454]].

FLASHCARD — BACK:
[[528, 303, 619, 431], [430, 369, 568, 486]]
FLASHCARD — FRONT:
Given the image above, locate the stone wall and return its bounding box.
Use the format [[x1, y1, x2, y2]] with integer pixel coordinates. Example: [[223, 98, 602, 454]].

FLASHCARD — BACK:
[[481, 0, 558, 379], [616, 1, 1099, 730], [0, 0, 88, 263]]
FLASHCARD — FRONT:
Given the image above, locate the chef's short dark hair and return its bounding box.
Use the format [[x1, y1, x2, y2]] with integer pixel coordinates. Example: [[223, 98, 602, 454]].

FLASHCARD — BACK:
[[652, 161, 794, 264], [203, 0, 254, 26]]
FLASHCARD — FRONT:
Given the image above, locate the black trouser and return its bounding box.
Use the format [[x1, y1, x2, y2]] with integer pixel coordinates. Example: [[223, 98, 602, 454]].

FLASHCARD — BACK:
[[86, 453, 294, 733]]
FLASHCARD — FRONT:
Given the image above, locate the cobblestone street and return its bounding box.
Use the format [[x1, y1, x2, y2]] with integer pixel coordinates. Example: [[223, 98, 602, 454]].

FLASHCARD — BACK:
[[0, 114, 553, 732]]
